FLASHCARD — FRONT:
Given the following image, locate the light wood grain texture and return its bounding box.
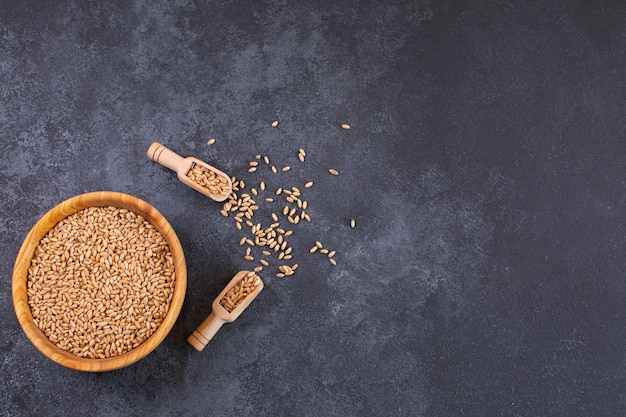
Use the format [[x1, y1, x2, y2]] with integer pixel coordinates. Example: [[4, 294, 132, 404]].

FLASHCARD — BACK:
[[147, 142, 232, 202], [12, 191, 187, 372], [187, 270, 263, 351]]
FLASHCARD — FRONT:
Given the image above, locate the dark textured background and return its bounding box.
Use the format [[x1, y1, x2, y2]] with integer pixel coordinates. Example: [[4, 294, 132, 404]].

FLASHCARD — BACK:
[[1, 1, 625, 416]]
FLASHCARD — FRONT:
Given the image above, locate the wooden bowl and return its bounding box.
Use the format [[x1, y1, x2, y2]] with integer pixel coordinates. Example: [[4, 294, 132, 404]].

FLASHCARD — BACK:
[[12, 191, 187, 372]]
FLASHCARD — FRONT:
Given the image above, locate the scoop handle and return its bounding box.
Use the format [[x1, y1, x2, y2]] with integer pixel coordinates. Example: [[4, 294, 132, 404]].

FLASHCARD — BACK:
[[147, 142, 188, 174], [187, 311, 225, 352]]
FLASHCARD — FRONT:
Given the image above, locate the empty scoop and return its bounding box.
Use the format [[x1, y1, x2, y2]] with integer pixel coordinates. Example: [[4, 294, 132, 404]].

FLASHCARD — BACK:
[[187, 271, 264, 352], [147, 142, 232, 202]]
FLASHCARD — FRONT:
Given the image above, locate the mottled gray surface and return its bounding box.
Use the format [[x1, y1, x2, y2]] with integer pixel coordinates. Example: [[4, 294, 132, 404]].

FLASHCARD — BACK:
[[1, 0, 625, 416]]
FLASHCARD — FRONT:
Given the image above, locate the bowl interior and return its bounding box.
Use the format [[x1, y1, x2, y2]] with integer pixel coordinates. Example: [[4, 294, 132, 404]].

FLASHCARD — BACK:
[[12, 191, 186, 372]]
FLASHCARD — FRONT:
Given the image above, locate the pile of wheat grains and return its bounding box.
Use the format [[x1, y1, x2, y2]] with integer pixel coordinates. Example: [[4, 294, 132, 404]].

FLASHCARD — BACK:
[[218, 271, 262, 312], [219, 133, 348, 278], [187, 163, 231, 197], [27, 206, 176, 359]]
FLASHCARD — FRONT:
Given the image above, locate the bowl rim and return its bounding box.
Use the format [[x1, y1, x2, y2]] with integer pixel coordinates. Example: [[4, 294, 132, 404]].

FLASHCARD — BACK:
[[12, 191, 187, 372]]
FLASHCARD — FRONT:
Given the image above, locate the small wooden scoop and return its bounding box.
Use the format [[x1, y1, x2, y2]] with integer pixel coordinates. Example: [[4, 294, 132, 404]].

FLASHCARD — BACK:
[[147, 142, 232, 202], [187, 271, 264, 352]]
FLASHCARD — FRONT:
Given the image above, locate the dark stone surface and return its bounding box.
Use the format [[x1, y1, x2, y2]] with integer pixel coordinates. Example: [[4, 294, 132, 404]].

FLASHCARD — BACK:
[[1, 0, 625, 416]]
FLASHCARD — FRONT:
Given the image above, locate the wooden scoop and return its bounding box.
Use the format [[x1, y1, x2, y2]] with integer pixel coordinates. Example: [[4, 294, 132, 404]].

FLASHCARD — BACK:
[[147, 142, 232, 202], [187, 271, 264, 352]]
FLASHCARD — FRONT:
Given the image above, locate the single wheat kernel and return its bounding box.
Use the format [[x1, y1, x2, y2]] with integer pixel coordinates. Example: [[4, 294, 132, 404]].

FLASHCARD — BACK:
[[320, 249, 329, 254], [304, 182, 313, 188], [272, 120, 279, 127], [271, 166, 278, 173], [351, 219, 356, 228], [276, 188, 283, 195], [298, 154, 305, 162], [239, 237, 247, 245], [255, 154, 261, 160], [260, 181, 266, 190], [276, 273, 285, 278], [262, 250, 271, 256], [341, 124, 350, 129], [310, 246, 318, 253], [271, 213, 278, 222], [260, 259, 269, 266], [254, 266, 263, 272], [299, 148, 306, 157], [249, 161, 259, 167], [328, 251, 336, 257], [282, 166, 291, 172], [284, 230, 293, 236], [265, 198, 274, 203], [315, 241, 323, 248], [244, 255, 254, 261], [207, 138, 216, 145], [330, 258, 337, 265], [264, 156, 270, 164], [329, 169, 339, 176], [248, 167, 257, 173]]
